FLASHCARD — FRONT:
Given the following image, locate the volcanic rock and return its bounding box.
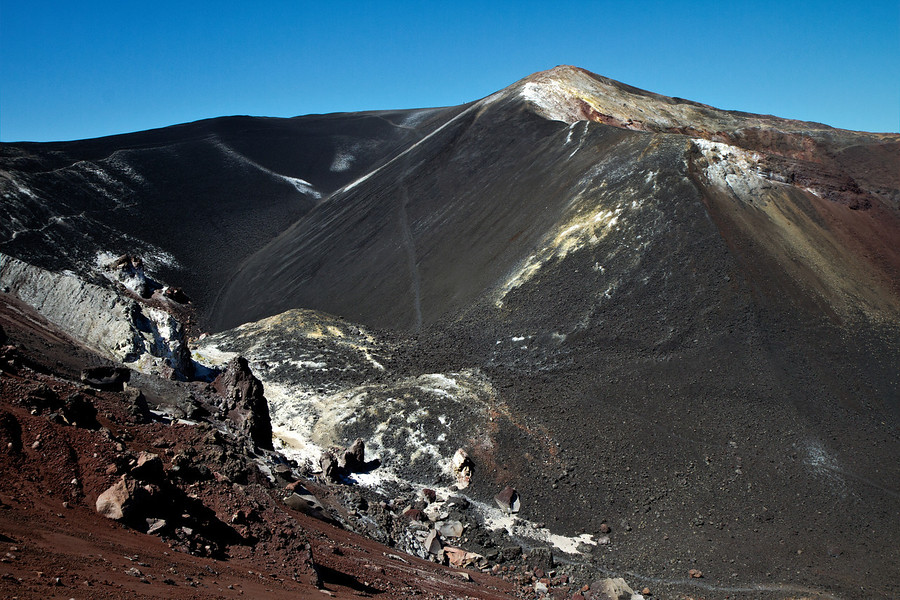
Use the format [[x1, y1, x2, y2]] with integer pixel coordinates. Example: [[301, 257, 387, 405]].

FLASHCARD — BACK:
[[446, 495, 469, 510], [81, 366, 131, 391], [436, 520, 464, 538], [95, 475, 148, 521], [212, 356, 273, 451], [451, 449, 473, 489], [402, 508, 429, 523], [444, 546, 484, 569], [494, 486, 520, 513], [423, 528, 442, 555], [527, 546, 554, 569], [589, 577, 635, 600], [123, 387, 152, 423], [146, 518, 167, 535], [319, 450, 339, 481], [499, 545, 523, 563], [130, 451, 164, 482], [339, 437, 380, 472]]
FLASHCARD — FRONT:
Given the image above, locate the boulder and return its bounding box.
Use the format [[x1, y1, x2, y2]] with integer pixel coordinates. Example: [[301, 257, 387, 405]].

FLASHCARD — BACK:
[[284, 492, 327, 520], [451, 449, 473, 489], [494, 486, 520, 513], [320, 451, 340, 481], [499, 545, 522, 562], [81, 366, 131, 391], [341, 438, 366, 471], [527, 546, 554, 569], [403, 508, 429, 523], [423, 529, 442, 555], [146, 518, 167, 535], [123, 388, 152, 423], [446, 495, 470, 510], [590, 577, 635, 600], [213, 356, 273, 451], [437, 520, 464, 538], [130, 451, 164, 482], [95, 475, 148, 521], [338, 438, 380, 473], [444, 546, 484, 569]]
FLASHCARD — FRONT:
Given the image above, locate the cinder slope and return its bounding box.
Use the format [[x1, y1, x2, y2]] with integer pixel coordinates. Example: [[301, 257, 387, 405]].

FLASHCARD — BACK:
[[0, 108, 456, 323], [216, 66, 900, 333]]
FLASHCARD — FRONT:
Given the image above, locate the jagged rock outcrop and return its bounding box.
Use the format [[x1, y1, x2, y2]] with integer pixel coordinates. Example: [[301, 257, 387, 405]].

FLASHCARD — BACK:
[[101, 254, 158, 298], [212, 356, 273, 451], [0, 252, 193, 378]]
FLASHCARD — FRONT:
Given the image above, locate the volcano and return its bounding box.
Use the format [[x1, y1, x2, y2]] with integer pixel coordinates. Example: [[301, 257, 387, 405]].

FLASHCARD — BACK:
[[1, 66, 898, 599]]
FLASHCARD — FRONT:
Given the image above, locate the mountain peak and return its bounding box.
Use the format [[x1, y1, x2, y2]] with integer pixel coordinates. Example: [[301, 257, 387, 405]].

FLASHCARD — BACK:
[[513, 65, 868, 140], [515, 69, 735, 141]]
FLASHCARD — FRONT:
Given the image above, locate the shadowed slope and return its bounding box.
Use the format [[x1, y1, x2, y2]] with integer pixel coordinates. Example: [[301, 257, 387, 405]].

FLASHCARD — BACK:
[[0, 108, 456, 324]]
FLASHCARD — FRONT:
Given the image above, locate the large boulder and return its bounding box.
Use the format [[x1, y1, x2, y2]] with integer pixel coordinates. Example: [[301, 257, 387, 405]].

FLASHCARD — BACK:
[[213, 356, 273, 451], [81, 366, 131, 391], [338, 438, 380, 473], [589, 577, 635, 600], [130, 451, 164, 482], [95, 475, 150, 521]]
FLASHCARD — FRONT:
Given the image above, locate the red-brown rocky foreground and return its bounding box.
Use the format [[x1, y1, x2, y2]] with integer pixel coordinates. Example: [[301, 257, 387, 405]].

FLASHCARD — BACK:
[[1, 306, 647, 600], [0, 306, 520, 600], [0, 361, 518, 600]]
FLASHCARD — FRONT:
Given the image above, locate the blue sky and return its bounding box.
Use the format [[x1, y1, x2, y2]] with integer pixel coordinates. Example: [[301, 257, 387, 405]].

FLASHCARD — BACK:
[[1, 1, 897, 142]]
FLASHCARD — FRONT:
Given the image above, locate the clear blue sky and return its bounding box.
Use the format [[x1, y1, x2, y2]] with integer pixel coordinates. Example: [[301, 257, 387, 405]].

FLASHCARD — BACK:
[[1, 0, 898, 142]]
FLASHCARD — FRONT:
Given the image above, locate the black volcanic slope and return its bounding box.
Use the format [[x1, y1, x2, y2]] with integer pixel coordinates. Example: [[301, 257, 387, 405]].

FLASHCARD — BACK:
[[0, 107, 458, 321], [2, 66, 900, 598]]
